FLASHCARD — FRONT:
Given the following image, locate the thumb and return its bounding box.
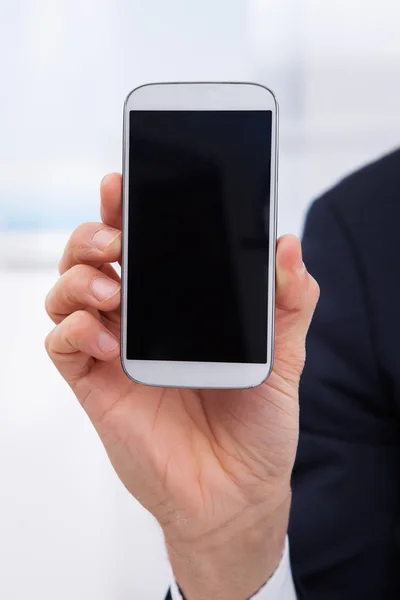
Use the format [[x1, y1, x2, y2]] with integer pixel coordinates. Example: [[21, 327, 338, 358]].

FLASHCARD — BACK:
[[273, 234, 320, 382]]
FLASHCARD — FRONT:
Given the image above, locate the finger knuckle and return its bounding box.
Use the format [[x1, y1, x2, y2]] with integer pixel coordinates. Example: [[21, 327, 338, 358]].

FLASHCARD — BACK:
[[65, 223, 92, 254], [73, 222, 97, 240], [309, 276, 320, 303], [44, 330, 54, 355], [44, 287, 54, 317], [68, 263, 93, 283], [60, 223, 102, 273], [63, 266, 96, 305], [285, 355, 306, 383], [68, 309, 90, 335], [72, 243, 97, 264]]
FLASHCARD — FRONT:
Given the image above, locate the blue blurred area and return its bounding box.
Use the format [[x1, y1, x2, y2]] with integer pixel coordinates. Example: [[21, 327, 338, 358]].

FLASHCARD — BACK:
[[2, 195, 97, 230], [3, 205, 95, 230]]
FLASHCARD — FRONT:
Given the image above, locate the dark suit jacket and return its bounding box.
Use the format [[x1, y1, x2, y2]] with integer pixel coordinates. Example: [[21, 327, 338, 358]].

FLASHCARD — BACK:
[[290, 148, 400, 599], [166, 149, 400, 599]]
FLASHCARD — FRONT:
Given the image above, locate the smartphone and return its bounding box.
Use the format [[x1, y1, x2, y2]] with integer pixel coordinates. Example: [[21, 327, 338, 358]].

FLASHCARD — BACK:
[[121, 82, 278, 389]]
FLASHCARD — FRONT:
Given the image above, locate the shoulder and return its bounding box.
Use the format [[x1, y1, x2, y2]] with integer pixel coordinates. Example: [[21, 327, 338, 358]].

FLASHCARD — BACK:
[[307, 147, 400, 226]]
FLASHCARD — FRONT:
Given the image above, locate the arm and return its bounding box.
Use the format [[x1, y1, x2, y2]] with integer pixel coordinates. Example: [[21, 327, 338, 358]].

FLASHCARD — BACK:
[[45, 174, 319, 600], [290, 197, 400, 599]]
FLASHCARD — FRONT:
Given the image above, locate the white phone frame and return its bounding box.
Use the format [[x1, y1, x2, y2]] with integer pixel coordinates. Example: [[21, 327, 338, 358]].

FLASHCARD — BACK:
[[121, 82, 278, 389]]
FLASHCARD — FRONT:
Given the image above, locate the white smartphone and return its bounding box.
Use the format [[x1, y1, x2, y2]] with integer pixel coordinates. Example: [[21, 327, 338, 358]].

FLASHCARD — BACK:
[[121, 82, 278, 389]]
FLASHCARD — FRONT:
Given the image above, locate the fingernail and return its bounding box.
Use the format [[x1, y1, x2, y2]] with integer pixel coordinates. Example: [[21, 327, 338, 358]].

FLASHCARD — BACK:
[[97, 331, 119, 353], [297, 261, 306, 275], [296, 248, 306, 274], [91, 277, 120, 301], [92, 228, 120, 251], [101, 173, 113, 186]]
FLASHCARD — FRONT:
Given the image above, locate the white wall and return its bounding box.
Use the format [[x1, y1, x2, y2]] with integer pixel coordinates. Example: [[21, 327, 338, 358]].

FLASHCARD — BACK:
[[0, 270, 172, 599]]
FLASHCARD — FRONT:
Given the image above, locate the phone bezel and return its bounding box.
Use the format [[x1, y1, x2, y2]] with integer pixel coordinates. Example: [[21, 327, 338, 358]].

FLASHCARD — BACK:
[[121, 82, 278, 389]]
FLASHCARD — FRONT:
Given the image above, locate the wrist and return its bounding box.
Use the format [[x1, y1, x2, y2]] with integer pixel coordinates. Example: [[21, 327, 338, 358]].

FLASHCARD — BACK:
[[165, 490, 291, 600]]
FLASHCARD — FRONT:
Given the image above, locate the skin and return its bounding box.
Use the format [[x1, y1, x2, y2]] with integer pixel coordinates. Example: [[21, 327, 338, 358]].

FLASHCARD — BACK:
[[45, 173, 319, 600]]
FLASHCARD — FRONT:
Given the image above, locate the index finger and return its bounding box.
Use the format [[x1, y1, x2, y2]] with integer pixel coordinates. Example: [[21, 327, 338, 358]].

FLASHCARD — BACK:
[[100, 173, 122, 229], [58, 222, 121, 274]]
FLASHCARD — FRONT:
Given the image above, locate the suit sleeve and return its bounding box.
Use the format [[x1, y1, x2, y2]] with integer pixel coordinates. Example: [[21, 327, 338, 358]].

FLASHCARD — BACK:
[[289, 197, 400, 599]]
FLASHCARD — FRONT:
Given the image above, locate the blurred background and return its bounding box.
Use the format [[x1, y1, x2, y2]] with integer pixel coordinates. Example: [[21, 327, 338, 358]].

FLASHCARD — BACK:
[[0, 0, 399, 598]]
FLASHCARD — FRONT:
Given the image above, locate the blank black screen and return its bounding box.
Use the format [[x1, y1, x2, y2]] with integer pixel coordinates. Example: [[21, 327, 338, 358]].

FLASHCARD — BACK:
[[127, 110, 273, 363]]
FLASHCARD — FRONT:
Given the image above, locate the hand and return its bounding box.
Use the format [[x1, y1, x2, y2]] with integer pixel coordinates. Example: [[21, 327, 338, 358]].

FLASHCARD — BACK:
[[45, 173, 319, 600]]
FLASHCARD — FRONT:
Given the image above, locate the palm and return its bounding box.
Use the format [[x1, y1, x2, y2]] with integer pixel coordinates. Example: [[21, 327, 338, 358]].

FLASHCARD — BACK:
[[72, 304, 300, 539]]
